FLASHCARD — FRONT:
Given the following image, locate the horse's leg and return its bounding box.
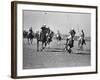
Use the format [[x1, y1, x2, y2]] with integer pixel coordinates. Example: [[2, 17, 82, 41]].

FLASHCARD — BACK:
[[79, 39, 83, 50], [64, 39, 68, 51], [37, 40, 39, 51], [41, 42, 44, 51], [31, 39, 33, 44], [27, 38, 29, 44], [64, 44, 67, 51], [47, 41, 50, 48], [41, 42, 46, 51], [46, 39, 50, 48], [78, 39, 82, 50], [45, 41, 47, 48], [81, 45, 83, 50], [81, 39, 84, 50], [67, 45, 71, 53], [78, 40, 80, 49], [80, 44, 83, 50], [30, 38, 33, 44], [28, 37, 31, 44]]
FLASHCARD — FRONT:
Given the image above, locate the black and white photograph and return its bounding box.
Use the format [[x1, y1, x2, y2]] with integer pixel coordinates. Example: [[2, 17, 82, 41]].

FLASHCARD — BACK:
[[11, 1, 97, 78], [23, 10, 91, 69]]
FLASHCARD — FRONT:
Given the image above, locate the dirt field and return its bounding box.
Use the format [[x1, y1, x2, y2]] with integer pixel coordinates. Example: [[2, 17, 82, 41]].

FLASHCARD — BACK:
[[23, 39, 91, 69]]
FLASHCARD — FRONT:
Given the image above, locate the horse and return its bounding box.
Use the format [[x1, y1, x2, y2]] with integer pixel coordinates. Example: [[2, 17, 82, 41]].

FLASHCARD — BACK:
[[23, 30, 34, 44], [64, 35, 74, 53], [27, 32, 34, 44], [56, 33, 62, 44], [46, 31, 54, 46], [40, 30, 48, 51], [23, 30, 28, 38], [78, 37, 86, 50], [36, 27, 54, 51]]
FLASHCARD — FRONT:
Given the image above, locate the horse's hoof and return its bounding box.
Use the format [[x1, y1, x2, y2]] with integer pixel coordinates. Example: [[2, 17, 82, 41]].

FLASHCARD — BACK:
[[64, 48, 67, 52], [68, 49, 71, 53]]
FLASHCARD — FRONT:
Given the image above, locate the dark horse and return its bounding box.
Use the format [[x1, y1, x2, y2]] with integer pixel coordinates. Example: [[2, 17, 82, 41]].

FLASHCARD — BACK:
[[46, 31, 54, 46], [23, 30, 28, 38], [27, 32, 34, 44], [23, 30, 34, 44], [64, 35, 74, 53], [36, 27, 54, 51]]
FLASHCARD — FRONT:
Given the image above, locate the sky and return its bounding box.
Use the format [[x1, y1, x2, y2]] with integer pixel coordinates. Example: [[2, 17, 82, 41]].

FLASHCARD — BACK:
[[23, 10, 91, 37]]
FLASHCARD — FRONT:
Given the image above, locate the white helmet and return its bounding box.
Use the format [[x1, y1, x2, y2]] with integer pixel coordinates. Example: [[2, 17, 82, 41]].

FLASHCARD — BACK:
[[72, 28, 74, 30], [43, 24, 46, 26]]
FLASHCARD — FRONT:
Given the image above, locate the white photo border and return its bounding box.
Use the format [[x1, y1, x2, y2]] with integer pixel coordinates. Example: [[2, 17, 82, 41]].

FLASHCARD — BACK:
[[14, 1, 97, 77]]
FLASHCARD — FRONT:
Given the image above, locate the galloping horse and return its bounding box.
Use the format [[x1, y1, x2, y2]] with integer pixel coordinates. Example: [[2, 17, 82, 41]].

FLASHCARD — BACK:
[[23, 29, 34, 44], [36, 26, 54, 51], [64, 35, 74, 53], [27, 32, 34, 44], [46, 31, 54, 46], [40, 27, 48, 50], [64, 28, 76, 53]]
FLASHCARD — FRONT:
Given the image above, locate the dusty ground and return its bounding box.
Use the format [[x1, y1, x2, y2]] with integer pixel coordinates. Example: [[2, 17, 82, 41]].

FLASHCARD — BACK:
[[23, 39, 91, 69]]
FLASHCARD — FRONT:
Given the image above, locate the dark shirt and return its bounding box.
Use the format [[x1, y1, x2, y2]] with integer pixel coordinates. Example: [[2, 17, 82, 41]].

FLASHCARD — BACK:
[[69, 30, 76, 37], [29, 29, 33, 34]]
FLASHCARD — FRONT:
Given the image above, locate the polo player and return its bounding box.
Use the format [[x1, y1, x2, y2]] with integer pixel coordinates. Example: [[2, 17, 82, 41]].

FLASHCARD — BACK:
[[69, 28, 76, 47]]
